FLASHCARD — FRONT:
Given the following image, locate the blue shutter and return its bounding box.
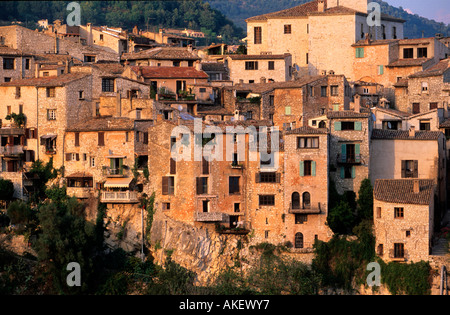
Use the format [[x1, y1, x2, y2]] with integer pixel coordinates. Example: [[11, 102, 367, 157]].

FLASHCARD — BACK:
[[355, 144, 361, 163], [340, 167, 345, 179], [311, 161, 316, 176], [334, 121, 341, 131], [341, 144, 347, 163], [351, 166, 356, 179], [300, 161, 304, 177]]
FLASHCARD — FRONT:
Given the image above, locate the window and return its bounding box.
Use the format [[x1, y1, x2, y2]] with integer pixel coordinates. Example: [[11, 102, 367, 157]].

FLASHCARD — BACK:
[[199, 88, 206, 93], [102, 78, 115, 92], [229, 176, 240, 194], [254, 26, 262, 44], [202, 200, 209, 213], [202, 157, 209, 175], [306, 53, 309, 64], [295, 232, 304, 248], [421, 82, 428, 93], [109, 158, 123, 175], [74, 133, 80, 147], [268, 61, 275, 70], [330, 85, 339, 96], [355, 47, 364, 58], [420, 120, 430, 131], [291, 192, 300, 209], [43, 72, 49, 77], [393, 26, 397, 39], [259, 195, 275, 206], [377, 244, 384, 256], [394, 243, 404, 258], [4, 77, 11, 82], [417, 47, 427, 58], [99, 34, 104, 41], [196, 177, 208, 195], [79, 91, 84, 100], [297, 137, 319, 149], [406, 230, 411, 237], [341, 121, 355, 130], [15, 87, 21, 98], [321, 86, 327, 97], [245, 61, 258, 70], [381, 24, 386, 39], [377, 65, 384, 75], [295, 214, 307, 224], [376, 207, 381, 218], [340, 166, 355, 179], [170, 158, 176, 174], [333, 104, 340, 111], [413, 103, 420, 114], [403, 48, 413, 59], [394, 207, 404, 219], [188, 61, 194, 67], [309, 85, 315, 97], [401, 160, 418, 178], [300, 160, 316, 176], [98, 132, 105, 146], [382, 121, 400, 130], [284, 24, 291, 34], [3, 58, 14, 69], [257, 172, 279, 183], [162, 176, 175, 195], [25, 58, 30, 70], [47, 109, 56, 120], [340, 143, 361, 163], [285, 106, 291, 115], [162, 203, 170, 211], [430, 102, 438, 110], [84, 55, 96, 63], [46, 87, 56, 98], [136, 109, 142, 119], [302, 192, 311, 209]]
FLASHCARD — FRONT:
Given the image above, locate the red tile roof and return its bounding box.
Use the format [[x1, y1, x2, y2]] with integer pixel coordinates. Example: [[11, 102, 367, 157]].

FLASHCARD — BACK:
[[130, 66, 209, 79], [374, 179, 435, 205]]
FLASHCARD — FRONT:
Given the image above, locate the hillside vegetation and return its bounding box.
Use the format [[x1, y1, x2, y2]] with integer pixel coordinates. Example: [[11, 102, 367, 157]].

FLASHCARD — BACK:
[[207, 0, 450, 39]]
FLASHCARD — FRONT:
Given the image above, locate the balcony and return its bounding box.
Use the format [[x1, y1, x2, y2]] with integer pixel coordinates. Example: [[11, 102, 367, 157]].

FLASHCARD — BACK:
[[288, 202, 322, 214], [216, 222, 251, 235], [103, 166, 128, 177], [337, 154, 361, 165], [230, 162, 244, 169], [0, 145, 23, 157], [194, 211, 228, 222], [388, 249, 409, 262], [100, 191, 139, 203], [67, 187, 92, 199]]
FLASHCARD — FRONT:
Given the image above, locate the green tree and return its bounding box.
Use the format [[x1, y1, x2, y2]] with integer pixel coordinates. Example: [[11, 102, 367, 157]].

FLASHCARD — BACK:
[[6, 200, 33, 229], [356, 178, 374, 221], [327, 200, 355, 235], [0, 178, 15, 201]]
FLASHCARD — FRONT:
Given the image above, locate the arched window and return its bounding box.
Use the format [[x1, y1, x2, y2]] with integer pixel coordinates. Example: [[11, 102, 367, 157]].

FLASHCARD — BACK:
[[318, 120, 326, 128], [291, 192, 300, 209], [295, 232, 304, 249], [302, 192, 311, 209]]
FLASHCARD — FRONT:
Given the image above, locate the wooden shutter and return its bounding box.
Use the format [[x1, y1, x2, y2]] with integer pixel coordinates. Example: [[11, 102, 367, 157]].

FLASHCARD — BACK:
[[413, 160, 418, 178], [401, 160, 406, 178], [311, 161, 316, 176], [75, 133, 80, 146], [76, 153, 80, 161], [65, 153, 72, 161], [162, 177, 169, 195], [276, 173, 281, 183], [202, 157, 209, 175], [119, 158, 123, 175], [196, 177, 203, 195], [299, 161, 304, 177], [255, 172, 261, 183], [98, 132, 105, 146], [170, 158, 176, 174], [143, 132, 148, 144]]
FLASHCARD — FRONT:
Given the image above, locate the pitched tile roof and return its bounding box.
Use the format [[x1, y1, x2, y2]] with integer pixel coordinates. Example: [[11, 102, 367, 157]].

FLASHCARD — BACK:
[[371, 129, 442, 140], [228, 75, 326, 94], [374, 106, 410, 118], [227, 53, 291, 60], [67, 117, 135, 132], [286, 126, 328, 135], [129, 66, 209, 79], [387, 58, 432, 67], [246, 0, 320, 21], [374, 179, 435, 205], [439, 118, 450, 128], [0, 72, 90, 87], [327, 110, 370, 119], [121, 47, 200, 61], [408, 58, 450, 78], [0, 45, 31, 56]]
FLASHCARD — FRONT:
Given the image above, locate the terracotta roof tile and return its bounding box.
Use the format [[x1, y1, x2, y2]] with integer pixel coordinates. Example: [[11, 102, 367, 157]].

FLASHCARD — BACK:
[[130, 66, 208, 79], [409, 59, 450, 78], [286, 126, 328, 135], [374, 179, 435, 205], [327, 111, 370, 119], [371, 129, 442, 140], [122, 47, 200, 61], [387, 58, 432, 67], [227, 53, 291, 60]]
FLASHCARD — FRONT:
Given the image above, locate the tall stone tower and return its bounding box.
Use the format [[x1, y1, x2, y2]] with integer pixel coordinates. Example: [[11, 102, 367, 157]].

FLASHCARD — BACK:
[[327, 0, 368, 13]]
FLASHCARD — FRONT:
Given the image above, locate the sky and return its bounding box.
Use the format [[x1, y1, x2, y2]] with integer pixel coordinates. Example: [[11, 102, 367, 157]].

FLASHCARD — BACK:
[[385, 0, 450, 24]]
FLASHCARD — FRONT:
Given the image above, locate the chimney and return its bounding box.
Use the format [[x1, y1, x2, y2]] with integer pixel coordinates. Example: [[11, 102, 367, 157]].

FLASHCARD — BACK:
[[354, 94, 361, 113], [409, 126, 415, 138], [413, 180, 420, 194], [87, 23, 93, 46], [318, 0, 326, 12], [54, 31, 59, 54]]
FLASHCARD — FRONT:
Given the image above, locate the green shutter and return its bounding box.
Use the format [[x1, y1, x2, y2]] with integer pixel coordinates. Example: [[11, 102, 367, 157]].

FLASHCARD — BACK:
[[355, 144, 361, 163], [300, 161, 304, 177], [340, 167, 345, 179], [285, 106, 291, 115], [311, 161, 316, 176], [341, 144, 347, 163], [119, 158, 123, 175], [110, 158, 114, 169], [378, 65, 384, 75], [351, 166, 356, 179], [356, 47, 364, 58], [334, 121, 341, 131], [355, 121, 362, 131]]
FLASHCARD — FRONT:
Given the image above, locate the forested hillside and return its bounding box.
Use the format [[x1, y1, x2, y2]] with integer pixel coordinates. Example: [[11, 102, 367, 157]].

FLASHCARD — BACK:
[[0, 1, 245, 44], [208, 0, 450, 39]]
